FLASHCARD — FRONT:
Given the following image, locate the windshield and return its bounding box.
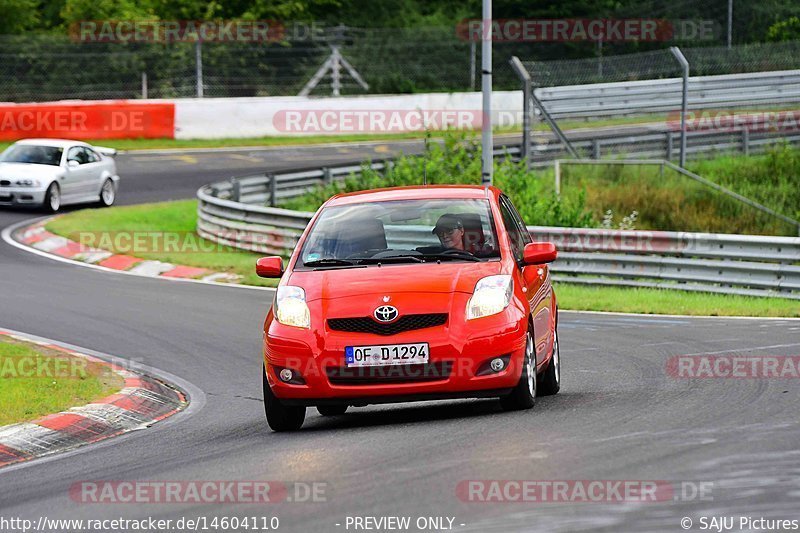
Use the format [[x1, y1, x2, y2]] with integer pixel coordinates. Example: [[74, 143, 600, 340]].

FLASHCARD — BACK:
[[299, 198, 501, 268], [0, 145, 63, 166]]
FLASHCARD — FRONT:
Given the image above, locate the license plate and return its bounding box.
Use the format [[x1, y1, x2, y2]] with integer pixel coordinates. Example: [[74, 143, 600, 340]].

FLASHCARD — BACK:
[[345, 343, 429, 367]]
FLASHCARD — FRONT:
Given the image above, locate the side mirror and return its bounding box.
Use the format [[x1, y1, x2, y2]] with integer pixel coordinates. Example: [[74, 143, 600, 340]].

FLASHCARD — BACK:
[[256, 256, 284, 278], [67, 160, 79, 168], [523, 242, 557, 265]]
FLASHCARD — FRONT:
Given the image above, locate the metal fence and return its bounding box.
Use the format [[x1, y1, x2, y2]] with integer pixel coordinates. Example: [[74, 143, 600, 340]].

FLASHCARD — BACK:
[[3, 31, 800, 101], [510, 41, 800, 168], [533, 69, 800, 120], [527, 123, 800, 165], [197, 161, 800, 300], [531, 226, 800, 299]]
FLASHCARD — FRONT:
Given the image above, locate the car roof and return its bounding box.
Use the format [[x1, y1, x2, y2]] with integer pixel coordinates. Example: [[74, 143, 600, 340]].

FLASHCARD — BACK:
[[326, 185, 499, 206], [13, 139, 89, 149]]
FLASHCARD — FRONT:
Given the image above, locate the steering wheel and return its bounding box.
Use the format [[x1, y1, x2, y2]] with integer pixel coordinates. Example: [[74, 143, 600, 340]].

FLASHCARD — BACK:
[[439, 248, 475, 257]]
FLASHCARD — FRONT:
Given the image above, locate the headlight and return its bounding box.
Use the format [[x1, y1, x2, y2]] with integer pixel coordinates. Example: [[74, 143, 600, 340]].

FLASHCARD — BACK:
[[466, 275, 513, 320], [275, 286, 310, 329], [14, 179, 40, 187]]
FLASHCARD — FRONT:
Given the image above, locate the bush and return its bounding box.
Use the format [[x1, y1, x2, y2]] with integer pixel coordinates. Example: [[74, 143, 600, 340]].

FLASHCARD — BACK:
[[280, 134, 800, 235], [281, 132, 596, 228]]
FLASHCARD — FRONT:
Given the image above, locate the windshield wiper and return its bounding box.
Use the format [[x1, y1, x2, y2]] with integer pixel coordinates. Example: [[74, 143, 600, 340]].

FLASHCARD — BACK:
[[358, 254, 424, 264], [420, 253, 482, 262], [303, 258, 357, 267]]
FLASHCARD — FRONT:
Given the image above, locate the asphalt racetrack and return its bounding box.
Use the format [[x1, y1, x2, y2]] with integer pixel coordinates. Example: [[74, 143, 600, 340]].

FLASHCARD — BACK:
[[1, 140, 799, 532]]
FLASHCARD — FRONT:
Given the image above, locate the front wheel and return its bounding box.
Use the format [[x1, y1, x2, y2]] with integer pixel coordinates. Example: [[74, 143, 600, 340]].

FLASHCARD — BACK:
[[263, 366, 305, 432], [98, 179, 115, 207], [538, 326, 561, 396], [500, 328, 536, 411], [43, 183, 60, 213]]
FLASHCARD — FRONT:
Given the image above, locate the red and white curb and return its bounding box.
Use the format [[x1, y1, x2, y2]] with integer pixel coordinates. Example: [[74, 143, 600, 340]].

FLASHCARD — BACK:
[[13, 220, 242, 284], [0, 330, 187, 469]]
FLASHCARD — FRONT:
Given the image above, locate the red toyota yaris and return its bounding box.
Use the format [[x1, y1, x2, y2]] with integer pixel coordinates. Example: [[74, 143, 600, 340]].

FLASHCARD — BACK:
[[258, 185, 560, 431]]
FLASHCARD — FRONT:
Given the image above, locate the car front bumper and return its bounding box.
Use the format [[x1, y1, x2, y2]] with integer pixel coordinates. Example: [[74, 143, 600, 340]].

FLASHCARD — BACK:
[[263, 305, 529, 405], [0, 186, 47, 207]]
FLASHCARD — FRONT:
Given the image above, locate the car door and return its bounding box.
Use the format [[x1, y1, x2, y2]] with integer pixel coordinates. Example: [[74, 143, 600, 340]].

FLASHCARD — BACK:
[[62, 146, 97, 201], [82, 147, 107, 196], [499, 195, 553, 367]]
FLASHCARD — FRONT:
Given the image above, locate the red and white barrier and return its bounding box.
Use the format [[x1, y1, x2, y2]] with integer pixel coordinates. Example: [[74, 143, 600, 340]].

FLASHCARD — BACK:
[[0, 91, 522, 141], [0, 100, 175, 140]]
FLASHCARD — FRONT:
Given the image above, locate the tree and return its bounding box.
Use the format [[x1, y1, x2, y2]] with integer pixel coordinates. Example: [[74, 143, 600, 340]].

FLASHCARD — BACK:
[[766, 17, 800, 42], [0, 0, 39, 33]]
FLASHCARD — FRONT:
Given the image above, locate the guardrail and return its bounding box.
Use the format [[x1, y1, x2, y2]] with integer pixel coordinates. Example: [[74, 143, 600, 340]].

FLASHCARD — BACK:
[[528, 124, 800, 165], [529, 226, 800, 299], [198, 173, 800, 300], [534, 70, 800, 120], [201, 145, 520, 207], [200, 127, 800, 213]]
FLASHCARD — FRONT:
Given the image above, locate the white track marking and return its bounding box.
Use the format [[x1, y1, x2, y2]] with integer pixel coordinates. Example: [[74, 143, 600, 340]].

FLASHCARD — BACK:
[[0, 327, 206, 476], [681, 342, 800, 356], [1, 216, 276, 294]]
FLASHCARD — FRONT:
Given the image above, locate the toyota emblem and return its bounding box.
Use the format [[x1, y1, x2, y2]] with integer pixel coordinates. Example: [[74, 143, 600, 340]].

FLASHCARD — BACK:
[[374, 305, 399, 323]]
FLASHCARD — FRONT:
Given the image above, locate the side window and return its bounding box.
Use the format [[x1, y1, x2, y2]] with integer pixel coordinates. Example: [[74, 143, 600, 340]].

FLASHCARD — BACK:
[[505, 196, 533, 245], [77, 148, 91, 164], [86, 149, 101, 163], [499, 197, 525, 264], [66, 147, 82, 163]]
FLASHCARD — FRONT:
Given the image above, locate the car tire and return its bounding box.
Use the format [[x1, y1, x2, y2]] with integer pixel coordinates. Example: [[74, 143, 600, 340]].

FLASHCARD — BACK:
[[43, 182, 60, 213], [263, 365, 305, 432], [538, 325, 561, 396], [317, 405, 348, 416], [98, 178, 115, 207], [500, 327, 536, 411]]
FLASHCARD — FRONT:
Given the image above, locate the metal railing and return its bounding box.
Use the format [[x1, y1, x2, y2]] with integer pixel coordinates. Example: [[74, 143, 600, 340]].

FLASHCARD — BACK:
[[529, 226, 800, 299], [534, 69, 800, 120], [198, 164, 800, 300], [200, 125, 800, 214], [525, 124, 800, 167]]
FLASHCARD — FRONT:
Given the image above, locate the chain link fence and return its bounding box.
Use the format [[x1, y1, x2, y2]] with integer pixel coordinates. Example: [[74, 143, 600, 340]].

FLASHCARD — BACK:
[[2, 22, 798, 102], [523, 40, 800, 88]]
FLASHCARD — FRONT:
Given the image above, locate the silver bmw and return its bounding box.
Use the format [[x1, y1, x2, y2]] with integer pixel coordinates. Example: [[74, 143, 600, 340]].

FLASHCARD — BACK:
[[0, 139, 120, 212]]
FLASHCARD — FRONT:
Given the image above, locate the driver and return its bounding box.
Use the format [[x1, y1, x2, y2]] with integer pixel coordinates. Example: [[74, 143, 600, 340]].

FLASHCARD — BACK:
[[432, 214, 465, 251]]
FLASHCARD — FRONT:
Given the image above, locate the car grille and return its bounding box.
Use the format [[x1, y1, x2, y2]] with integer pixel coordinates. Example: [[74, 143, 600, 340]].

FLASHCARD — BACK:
[[327, 362, 452, 385], [0, 180, 10, 187], [328, 313, 447, 336]]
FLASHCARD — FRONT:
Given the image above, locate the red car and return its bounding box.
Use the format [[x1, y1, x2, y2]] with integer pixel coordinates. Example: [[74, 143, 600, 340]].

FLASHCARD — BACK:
[[257, 185, 560, 431]]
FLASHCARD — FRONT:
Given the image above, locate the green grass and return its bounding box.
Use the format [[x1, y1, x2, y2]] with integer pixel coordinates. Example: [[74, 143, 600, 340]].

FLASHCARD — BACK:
[[688, 145, 800, 223], [557, 284, 800, 317], [560, 163, 798, 236], [46, 200, 277, 287], [0, 337, 123, 426], [44, 199, 799, 317], [549, 144, 800, 236]]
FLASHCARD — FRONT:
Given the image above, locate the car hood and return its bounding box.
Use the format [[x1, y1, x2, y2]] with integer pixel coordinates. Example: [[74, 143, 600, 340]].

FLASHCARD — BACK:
[[0, 163, 62, 180], [288, 260, 504, 302]]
